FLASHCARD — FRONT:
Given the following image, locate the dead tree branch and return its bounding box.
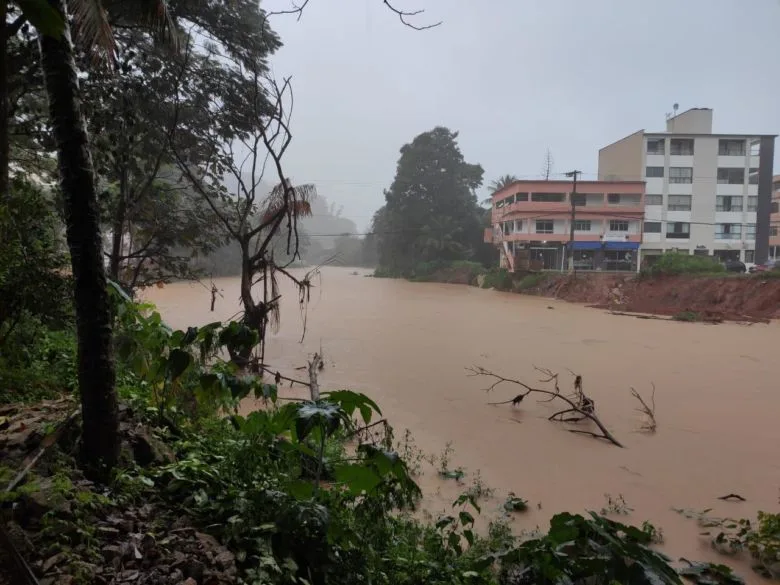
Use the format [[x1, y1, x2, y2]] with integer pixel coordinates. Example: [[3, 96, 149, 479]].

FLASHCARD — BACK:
[[268, 0, 442, 29], [629, 384, 657, 433], [307, 351, 324, 401], [468, 366, 623, 448]]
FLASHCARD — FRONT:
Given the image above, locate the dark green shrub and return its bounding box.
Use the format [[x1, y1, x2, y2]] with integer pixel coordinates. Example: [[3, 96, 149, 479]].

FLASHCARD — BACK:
[[482, 268, 512, 290], [642, 252, 725, 276]]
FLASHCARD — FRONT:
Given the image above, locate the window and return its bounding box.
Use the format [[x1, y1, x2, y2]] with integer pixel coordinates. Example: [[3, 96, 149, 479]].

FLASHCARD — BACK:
[[607, 193, 621, 204], [574, 220, 591, 231], [645, 166, 664, 178], [571, 194, 587, 206], [646, 139, 665, 155], [748, 197, 758, 212], [666, 222, 690, 238], [645, 194, 663, 206], [745, 224, 756, 239], [609, 220, 629, 232], [716, 196, 743, 212], [669, 167, 693, 184], [717, 168, 745, 185], [515, 193, 529, 202], [668, 195, 691, 211], [718, 139, 746, 156], [773, 202, 779, 214], [503, 222, 511, 235], [531, 192, 565, 202], [749, 139, 761, 156], [670, 138, 694, 156], [644, 221, 662, 233], [749, 169, 759, 185], [745, 250, 755, 263], [536, 220, 554, 234], [715, 224, 741, 240], [771, 226, 779, 237]]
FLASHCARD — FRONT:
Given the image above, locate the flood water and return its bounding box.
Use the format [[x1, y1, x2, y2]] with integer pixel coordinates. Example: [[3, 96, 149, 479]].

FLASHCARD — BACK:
[[147, 267, 780, 580]]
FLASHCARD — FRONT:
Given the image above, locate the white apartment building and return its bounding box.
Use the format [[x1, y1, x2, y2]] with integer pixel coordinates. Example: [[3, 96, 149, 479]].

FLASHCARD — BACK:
[[599, 108, 776, 265]]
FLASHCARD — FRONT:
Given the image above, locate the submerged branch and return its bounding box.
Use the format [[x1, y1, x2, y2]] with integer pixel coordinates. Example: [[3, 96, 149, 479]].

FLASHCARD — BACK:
[[469, 366, 623, 448]]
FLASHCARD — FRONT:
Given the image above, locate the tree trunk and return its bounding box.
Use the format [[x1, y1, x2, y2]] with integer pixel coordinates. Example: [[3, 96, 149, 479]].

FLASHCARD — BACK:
[[38, 0, 119, 477], [109, 187, 127, 282], [0, 2, 9, 197]]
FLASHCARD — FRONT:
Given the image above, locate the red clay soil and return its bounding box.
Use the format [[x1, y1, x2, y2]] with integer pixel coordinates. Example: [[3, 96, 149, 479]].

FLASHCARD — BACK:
[[529, 273, 780, 323]]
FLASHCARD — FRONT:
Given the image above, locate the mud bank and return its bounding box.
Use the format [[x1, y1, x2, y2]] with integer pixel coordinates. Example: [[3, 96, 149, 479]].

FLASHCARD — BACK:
[[524, 273, 780, 322]]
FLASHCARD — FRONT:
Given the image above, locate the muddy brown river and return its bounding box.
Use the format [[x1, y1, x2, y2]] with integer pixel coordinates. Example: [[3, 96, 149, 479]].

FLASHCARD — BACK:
[[147, 267, 780, 581]]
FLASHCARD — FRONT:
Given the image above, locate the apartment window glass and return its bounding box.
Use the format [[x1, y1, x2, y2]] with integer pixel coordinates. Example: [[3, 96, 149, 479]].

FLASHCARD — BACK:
[[718, 139, 746, 156], [745, 224, 756, 239], [749, 140, 761, 156], [747, 197, 758, 212], [717, 168, 745, 185], [668, 195, 692, 211], [502, 222, 511, 235], [574, 220, 591, 231], [645, 166, 664, 178], [536, 220, 554, 234], [531, 192, 565, 202], [644, 221, 662, 233], [715, 224, 741, 240], [646, 139, 665, 155], [514, 220, 524, 232], [771, 226, 779, 237], [666, 222, 690, 238], [607, 193, 621, 204], [609, 220, 629, 232], [716, 196, 743, 212], [669, 167, 693, 184], [515, 193, 529, 202], [571, 194, 587, 206], [772, 202, 779, 214], [748, 169, 759, 185], [670, 138, 694, 156], [745, 250, 755, 263], [645, 194, 663, 206]]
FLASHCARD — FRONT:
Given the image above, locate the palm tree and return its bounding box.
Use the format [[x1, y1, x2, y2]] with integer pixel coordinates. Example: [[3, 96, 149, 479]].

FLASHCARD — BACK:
[[482, 174, 519, 205], [33, 0, 176, 476]]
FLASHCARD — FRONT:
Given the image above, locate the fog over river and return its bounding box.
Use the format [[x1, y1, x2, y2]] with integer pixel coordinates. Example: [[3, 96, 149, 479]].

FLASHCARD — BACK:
[[146, 267, 780, 581]]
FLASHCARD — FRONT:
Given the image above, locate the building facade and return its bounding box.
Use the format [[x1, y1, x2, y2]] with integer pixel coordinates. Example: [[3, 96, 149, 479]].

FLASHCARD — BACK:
[[487, 179, 645, 272], [771, 175, 780, 261], [599, 108, 776, 265]]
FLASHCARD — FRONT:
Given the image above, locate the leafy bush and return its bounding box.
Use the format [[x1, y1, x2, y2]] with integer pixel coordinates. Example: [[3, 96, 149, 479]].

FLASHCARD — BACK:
[[642, 252, 725, 276], [481, 268, 512, 290], [0, 178, 72, 345], [516, 272, 551, 291]]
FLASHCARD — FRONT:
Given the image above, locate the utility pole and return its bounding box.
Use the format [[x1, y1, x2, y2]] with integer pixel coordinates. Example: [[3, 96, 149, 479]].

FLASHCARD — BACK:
[[565, 170, 582, 273]]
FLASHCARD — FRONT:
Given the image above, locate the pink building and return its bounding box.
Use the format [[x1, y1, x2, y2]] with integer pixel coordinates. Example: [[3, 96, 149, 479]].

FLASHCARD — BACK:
[[486, 179, 646, 271], [770, 176, 780, 261]]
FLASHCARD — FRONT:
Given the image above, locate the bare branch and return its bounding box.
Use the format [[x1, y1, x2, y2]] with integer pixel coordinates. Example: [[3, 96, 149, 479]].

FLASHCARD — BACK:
[[382, 0, 442, 30], [629, 384, 657, 433], [469, 366, 623, 448]]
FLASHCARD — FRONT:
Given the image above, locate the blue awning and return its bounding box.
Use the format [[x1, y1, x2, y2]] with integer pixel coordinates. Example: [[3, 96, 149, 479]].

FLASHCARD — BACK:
[[567, 241, 602, 250], [604, 241, 640, 251]]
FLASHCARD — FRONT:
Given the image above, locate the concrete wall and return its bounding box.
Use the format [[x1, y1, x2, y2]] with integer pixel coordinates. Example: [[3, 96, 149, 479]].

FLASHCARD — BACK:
[[598, 130, 644, 181], [665, 108, 713, 133]]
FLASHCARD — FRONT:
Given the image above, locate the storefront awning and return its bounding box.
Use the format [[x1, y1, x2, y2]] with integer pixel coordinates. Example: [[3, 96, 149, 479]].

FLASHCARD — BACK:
[[567, 241, 602, 250], [604, 241, 640, 251]]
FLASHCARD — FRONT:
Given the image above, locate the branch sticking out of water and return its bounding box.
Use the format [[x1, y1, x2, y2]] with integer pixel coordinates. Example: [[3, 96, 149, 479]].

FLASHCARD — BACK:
[[630, 384, 657, 433], [468, 366, 623, 448]]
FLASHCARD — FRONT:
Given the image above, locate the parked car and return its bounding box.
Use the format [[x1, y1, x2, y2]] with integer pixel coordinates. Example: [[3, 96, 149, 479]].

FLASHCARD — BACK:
[[724, 259, 746, 273], [749, 260, 780, 273]]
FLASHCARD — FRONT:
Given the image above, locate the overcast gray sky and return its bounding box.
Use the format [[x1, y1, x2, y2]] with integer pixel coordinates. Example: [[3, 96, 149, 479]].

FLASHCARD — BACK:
[[266, 0, 780, 231]]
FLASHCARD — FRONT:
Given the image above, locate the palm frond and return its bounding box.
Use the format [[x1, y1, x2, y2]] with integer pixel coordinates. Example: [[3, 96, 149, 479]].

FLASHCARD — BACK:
[[70, 0, 116, 63], [135, 0, 178, 49]]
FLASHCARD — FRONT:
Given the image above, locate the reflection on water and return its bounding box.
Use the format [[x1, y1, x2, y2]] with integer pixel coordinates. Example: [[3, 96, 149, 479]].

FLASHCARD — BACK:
[[147, 267, 780, 582]]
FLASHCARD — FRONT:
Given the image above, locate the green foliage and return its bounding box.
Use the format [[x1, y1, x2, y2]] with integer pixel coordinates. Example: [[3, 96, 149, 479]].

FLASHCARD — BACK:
[[503, 493, 528, 513], [642, 252, 726, 276], [497, 512, 683, 585], [481, 267, 512, 290], [516, 272, 552, 291], [0, 178, 72, 343], [375, 127, 487, 276], [679, 559, 745, 585], [673, 310, 702, 322]]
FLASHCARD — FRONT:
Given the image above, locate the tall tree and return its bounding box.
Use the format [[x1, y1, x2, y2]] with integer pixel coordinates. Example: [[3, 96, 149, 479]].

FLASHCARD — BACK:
[[37, 0, 119, 474], [377, 127, 484, 275]]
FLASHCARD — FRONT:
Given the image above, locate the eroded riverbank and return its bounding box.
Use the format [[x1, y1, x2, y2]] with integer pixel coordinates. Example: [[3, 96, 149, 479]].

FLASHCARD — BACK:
[[147, 267, 780, 582]]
